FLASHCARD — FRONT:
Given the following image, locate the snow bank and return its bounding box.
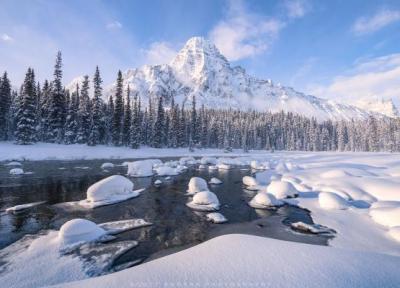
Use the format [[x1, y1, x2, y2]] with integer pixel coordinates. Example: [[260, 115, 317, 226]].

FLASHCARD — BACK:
[[187, 177, 209, 195], [10, 168, 24, 175], [275, 161, 289, 173], [206, 212, 227, 223], [370, 201, 400, 209], [266, 180, 298, 199], [249, 192, 283, 209], [320, 169, 351, 179], [318, 192, 349, 210], [186, 191, 220, 211], [53, 234, 400, 288], [209, 177, 222, 185], [101, 162, 114, 169], [58, 219, 106, 248], [369, 207, 400, 228], [5, 201, 45, 213]]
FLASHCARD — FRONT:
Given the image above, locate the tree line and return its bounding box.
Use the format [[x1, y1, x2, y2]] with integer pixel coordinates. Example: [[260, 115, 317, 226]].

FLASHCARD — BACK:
[[0, 52, 400, 152]]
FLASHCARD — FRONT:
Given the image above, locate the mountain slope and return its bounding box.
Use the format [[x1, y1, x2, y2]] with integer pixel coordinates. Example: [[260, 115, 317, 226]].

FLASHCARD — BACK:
[[72, 37, 389, 121]]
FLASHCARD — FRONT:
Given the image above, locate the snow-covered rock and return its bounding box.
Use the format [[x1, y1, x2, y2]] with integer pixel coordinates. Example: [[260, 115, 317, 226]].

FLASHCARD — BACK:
[[154, 179, 162, 186], [198, 164, 207, 169], [75, 175, 142, 208], [217, 163, 231, 170], [242, 176, 259, 190], [206, 212, 227, 223], [290, 222, 335, 234], [127, 160, 155, 177], [5, 161, 22, 166], [101, 162, 114, 169], [249, 192, 283, 209], [58, 219, 106, 248], [5, 201, 45, 213], [179, 156, 196, 165], [209, 177, 222, 185], [200, 157, 217, 165], [98, 219, 152, 235], [187, 191, 220, 211], [187, 177, 209, 195], [208, 165, 218, 171], [369, 207, 400, 228], [10, 168, 24, 175], [318, 192, 349, 210], [266, 180, 298, 199], [155, 165, 180, 176]]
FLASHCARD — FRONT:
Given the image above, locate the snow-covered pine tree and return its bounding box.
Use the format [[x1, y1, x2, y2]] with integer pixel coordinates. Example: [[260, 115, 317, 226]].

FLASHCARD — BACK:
[[130, 92, 141, 149], [64, 84, 79, 144], [15, 68, 37, 145], [88, 66, 103, 146], [190, 95, 198, 144], [0, 72, 11, 140], [105, 95, 114, 144], [48, 51, 66, 143], [122, 85, 131, 146], [112, 70, 124, 146], [76, 76, 91, 143], [152, 96, 165, 148]]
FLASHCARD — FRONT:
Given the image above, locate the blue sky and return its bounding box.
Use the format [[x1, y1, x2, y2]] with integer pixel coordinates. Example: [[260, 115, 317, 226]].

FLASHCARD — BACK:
[[1, 0, 399, 103]]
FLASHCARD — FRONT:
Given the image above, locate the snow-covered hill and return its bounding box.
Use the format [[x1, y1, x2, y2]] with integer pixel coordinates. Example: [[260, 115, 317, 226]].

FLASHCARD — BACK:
[[69, 37, 392, 121]]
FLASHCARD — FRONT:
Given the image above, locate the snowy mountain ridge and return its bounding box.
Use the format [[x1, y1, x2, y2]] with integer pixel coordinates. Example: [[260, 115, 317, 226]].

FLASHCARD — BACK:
[[68, 37, 394, 121]]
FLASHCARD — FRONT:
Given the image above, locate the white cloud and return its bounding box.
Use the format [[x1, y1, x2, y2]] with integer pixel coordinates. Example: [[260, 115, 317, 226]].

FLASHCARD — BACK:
[[209, 0, 284, 61], [1, 33, 14, 43], [106, 21, 123, 30], [285, 0, 309, 19], [352, 9, 400, 35], [308, 54, 400, 106], [142, 41, 177, 65]]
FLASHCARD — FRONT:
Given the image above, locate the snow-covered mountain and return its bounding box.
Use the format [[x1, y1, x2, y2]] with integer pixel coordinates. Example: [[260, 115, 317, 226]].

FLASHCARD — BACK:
[[353, 98, 399, 118], [69, 37, 393, 121]]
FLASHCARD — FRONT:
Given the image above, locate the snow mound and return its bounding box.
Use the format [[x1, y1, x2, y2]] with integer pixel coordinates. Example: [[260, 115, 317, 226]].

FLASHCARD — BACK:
[[321, 169, 352, 179], [206, 212, 227, 223], [266, 180, 298, 199], [101, 162, 114, 169], [242, 176, 259, 190], [200, 157, 217, 165], [58, 219, 106, 248], [388, 227, 400, 242], [10, 168, 24, 175], [187, 177, 209, 195], [5, 201, 45, 213], [249, 192, 283, 209], [255, 170, 280, 185], [209, 177, 222, 185], [187, 191, 220, 211], [318, 192, 349, 210], [154, 179, 162, 186], [127, 160, 154, 177], [369, 207, 400, 228]]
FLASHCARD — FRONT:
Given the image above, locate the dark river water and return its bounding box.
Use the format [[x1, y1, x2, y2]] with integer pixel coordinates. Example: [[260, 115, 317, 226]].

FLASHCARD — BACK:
[[0, 158, 331, 269]]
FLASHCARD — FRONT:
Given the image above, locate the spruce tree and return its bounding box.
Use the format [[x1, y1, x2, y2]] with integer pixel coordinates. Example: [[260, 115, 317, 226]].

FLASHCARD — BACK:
[[76, 76, 91, 143], [0, 72, 11, 140], [64, 84, 79, 144], [15, 68, 37, 144], [130, 92, 140, 149], [48, 51, 66, 143], [112, 70, 124, 146], [88, 66, 103, 146], [122, 86, 132, 145], [152, 96, 165, 148]]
